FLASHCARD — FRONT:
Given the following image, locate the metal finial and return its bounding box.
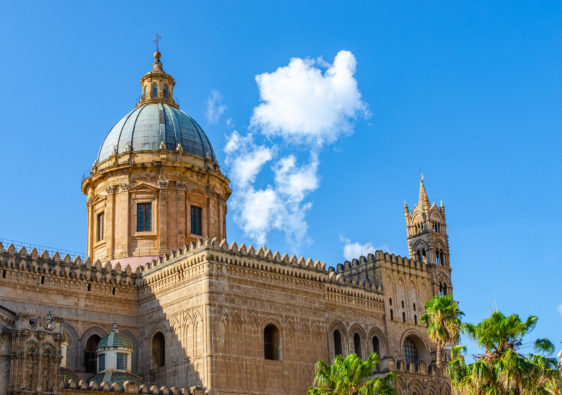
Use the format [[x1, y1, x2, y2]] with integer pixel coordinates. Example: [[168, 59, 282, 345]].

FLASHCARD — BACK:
[[154, 33, 162, 51], [112, 322, 118, 331]]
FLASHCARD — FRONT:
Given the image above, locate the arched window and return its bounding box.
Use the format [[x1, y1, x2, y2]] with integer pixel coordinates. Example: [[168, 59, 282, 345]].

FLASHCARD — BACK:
[[416, 251, 422, 262], [414, 315, 418, 325], [85, 335, 101, 373], [443, 284, 448, 296], [144, 86, 149, 99], [435, 250, 440, 265], [152, 83, 158, 98], [353, 333, 362, 358], [372, 336, 380, 356], [402, 312, 406, 323], [333, 330, 342, 356], [390, 309, 394, 320], [152, 332, 165, 368], [440, 251, 445, 266], [403, 338, 419, 363], [163, 85, 169, 99], [264, 324, 280, 360]]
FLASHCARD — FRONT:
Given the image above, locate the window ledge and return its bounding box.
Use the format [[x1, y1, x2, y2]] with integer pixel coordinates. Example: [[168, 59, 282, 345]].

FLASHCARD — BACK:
[[133, 232, 157, 239]]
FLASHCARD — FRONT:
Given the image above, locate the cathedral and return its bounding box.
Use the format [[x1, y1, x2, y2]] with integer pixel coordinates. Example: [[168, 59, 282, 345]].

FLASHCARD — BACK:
[[0, 50, 454, 395]]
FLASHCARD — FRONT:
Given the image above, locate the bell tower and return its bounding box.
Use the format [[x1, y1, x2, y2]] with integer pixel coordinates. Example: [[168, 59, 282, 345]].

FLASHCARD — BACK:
[[404, 176, 452, 296]]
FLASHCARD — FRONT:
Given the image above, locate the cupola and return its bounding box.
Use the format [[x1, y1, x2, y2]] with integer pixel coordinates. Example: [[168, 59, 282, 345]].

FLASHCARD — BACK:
[[137, 50, 178, 108], [89, 324, 144, 385]]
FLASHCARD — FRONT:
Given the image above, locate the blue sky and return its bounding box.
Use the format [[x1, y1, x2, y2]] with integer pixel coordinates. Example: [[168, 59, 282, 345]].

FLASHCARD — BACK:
[[0, 1, 560, 355]]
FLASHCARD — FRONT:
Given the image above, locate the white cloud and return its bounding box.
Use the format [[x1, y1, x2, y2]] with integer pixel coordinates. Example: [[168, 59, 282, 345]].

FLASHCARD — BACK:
[[251, 50, 368, 146], [225, 50, 367, 248], [205, 90, 227, 124], [557, 304, 562, 317], [340, 236, 387, 261]]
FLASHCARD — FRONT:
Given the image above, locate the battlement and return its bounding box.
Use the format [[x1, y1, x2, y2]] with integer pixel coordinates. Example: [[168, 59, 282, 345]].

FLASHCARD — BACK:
[[62, 380, 206, 395], [0, 238, 388, 300], [141, 237, 385, 299], [335, 250, 430, 276], [0, 242, 143, 290]]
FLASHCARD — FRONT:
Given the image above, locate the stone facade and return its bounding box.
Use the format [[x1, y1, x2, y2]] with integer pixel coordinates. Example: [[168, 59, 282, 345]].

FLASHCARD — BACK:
[[0, 50, 455, 394], [82, 149, 230, 263]]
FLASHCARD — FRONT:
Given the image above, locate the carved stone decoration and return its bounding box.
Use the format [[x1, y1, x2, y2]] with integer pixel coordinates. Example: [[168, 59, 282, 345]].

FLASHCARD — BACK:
[[158, 179, 169, 189], [159, 141, 167, 150], [176, 143, 183, 152], [176, 181, 187, 190], [105, 185, 116, 194], [120, 183, 130, 191]]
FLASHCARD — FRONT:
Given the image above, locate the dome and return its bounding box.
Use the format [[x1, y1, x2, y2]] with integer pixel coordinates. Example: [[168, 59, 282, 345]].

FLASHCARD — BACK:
[[98, 328, 133, 350], [97, 103, 216, 163]]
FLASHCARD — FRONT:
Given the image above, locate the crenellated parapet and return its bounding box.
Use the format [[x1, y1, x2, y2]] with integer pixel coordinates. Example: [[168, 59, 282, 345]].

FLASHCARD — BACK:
[[0, 242, 143, 294], [334, 250, 431, 288], [140, 237, 385, 303], [62, 380, 207, 395]]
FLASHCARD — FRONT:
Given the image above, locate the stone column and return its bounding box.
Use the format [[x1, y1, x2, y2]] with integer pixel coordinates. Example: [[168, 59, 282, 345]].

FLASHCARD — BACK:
[[105, 185, 116, 259], [87, 200, 93, 258], [177, 182, 187, 248], [158, 180, 169, 253]]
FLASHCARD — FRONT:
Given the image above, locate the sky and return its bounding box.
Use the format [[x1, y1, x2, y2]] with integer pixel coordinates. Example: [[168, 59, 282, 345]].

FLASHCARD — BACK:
[[0, 1, 560, 357]]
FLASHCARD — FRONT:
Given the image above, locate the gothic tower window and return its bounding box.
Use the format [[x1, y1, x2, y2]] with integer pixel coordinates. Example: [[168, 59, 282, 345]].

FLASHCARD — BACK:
[[264, 324, 280, 360], [390, 309, 394, 320], [414, 315, 418, 325], [152, 332, 165, 368], [137, 203, 152, 232], [191, 205, 202, 235], [372, 336, 380, 356], [403, 338, 419, 363], [96, 212, 105, 241], [402, 312, 406, 323], [152, 83, 158, 98], [353, 333, 362, 358], [85, 335, 101, 373], [333, 330, 342, 356]]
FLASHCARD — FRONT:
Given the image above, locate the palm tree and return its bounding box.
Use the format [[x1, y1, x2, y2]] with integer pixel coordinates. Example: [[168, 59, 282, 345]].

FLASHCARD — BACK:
[[308, 352, 396, 395], [447, 311, 561, 394], [420, 295, 464, 395]]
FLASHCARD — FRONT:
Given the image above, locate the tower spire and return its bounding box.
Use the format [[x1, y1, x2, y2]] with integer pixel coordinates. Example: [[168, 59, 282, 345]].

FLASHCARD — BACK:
[[418, 174, 430, 211]]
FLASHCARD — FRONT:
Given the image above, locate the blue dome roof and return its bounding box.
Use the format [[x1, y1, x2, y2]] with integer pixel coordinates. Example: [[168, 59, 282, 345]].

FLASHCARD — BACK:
[[97, 103, 216, 163], [98, 330, 133, 350]]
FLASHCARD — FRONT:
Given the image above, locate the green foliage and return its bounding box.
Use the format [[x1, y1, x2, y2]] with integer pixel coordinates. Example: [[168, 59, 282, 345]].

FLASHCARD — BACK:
[[447, 311, 561, 394], [421, 295, 464, 363], [308, 352, 396, 395]]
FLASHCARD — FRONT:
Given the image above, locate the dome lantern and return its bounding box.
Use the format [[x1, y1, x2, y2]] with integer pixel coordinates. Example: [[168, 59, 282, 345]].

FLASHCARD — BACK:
[[138, 51, 178, 108]]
